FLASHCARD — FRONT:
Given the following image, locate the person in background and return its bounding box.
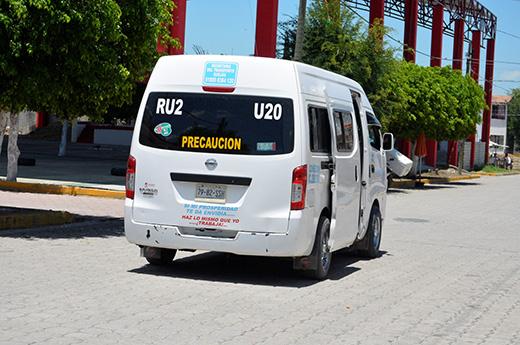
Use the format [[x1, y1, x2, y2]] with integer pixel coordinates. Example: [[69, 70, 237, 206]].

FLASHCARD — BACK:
[[505, 153, 513, 170]]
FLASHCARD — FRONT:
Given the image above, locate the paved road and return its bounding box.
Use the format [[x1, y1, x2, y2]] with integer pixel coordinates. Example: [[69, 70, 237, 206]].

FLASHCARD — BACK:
[[1, 176, 519, 345]]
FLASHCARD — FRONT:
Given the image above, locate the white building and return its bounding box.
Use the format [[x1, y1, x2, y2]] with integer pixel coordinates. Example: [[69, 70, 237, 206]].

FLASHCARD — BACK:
[[477, 95, 510, 154]]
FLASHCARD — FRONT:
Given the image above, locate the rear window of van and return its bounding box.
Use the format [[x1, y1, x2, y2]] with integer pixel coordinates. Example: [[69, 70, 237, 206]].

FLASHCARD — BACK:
[[139, 92, 294, 155]]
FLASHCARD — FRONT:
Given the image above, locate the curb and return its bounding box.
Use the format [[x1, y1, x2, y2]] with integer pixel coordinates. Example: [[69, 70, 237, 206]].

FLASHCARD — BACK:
[[474, 171, 520, 177], [0, 180, 125, 199], [390, 174, 480, 189], [0, 210, 74, 230], [425, 174, 481, 184]]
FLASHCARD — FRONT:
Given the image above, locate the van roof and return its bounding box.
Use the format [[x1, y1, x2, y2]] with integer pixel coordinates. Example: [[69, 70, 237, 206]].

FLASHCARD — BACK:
[[151, 55, 365, 95]]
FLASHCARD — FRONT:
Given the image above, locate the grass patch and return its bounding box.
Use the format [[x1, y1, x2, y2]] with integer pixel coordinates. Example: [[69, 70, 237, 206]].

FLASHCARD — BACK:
[[480, 165, 511, 174]]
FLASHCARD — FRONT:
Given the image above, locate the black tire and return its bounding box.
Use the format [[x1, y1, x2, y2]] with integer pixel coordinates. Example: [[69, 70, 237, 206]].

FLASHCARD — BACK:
[[304, 216, 332, 280], [358, 206, 382, 258], [145, 248, 177, 266]]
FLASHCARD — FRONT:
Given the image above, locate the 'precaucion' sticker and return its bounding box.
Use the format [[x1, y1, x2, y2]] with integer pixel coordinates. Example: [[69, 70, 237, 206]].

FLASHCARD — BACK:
[[181, 136, 242, 151]]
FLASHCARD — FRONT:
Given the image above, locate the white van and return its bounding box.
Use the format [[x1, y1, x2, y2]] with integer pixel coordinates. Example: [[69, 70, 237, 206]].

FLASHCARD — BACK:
[[125, 55, 394, 279]]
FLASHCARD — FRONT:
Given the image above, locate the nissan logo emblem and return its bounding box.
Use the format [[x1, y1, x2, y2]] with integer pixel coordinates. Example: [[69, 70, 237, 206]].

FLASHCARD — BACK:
[[205, 158, 218, 170]]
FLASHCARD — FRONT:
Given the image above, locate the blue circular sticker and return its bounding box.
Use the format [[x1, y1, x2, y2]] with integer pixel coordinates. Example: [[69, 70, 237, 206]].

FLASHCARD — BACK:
[[154, 122, 172, 137]]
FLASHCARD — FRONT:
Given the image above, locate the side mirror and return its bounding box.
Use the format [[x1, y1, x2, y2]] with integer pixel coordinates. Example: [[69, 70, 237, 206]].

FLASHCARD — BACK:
[[383, 133, 394, 151]]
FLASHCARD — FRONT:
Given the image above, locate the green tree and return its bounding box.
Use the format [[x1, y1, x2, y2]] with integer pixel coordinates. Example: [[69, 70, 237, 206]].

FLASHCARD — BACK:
[[380, 62, 485, 172], [278, 0, 397, 116], [0, 0, 176, 180], [381, 62, 485, 140], [303, 0, 396, 98], [506, 88, 520, 152]]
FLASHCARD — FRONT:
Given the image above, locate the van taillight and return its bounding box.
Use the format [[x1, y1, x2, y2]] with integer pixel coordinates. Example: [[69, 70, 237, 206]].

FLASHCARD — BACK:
[[291, 165, 307, 210], [126, 155, 136, 199]]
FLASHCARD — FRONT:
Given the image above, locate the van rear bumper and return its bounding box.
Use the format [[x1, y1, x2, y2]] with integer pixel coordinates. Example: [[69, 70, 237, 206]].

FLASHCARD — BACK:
[[124, 209, 315, 257]]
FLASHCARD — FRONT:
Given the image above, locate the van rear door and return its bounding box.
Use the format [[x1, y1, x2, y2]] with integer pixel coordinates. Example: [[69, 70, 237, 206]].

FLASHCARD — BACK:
[[131, 91, 297, 234]]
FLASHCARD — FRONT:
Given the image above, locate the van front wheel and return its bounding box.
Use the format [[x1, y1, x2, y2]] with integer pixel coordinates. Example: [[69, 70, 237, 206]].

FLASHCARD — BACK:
[[358, 206, 382, 258], [303, 216, 331, 280]]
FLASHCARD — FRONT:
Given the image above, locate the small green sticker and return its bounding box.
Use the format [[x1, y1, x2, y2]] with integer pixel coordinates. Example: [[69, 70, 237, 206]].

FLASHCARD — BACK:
[[154, 122, 172, 137]]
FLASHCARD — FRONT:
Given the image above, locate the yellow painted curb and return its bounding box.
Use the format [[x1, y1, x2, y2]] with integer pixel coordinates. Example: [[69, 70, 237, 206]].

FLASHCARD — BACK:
[[0, 180, 125, 199], [475, 171, 520, 177], [475, 172, 497, 176], [0, 210, 74, 230], [425, 174, 481, 184]]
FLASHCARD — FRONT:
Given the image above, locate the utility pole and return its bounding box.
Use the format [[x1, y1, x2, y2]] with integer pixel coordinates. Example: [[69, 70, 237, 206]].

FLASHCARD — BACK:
[[293, 0, 307, 61]]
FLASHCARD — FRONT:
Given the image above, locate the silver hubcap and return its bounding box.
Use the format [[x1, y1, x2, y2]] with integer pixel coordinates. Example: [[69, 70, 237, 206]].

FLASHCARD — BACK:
[[321, 230, 331, 270], [372, 216, 381, 249]]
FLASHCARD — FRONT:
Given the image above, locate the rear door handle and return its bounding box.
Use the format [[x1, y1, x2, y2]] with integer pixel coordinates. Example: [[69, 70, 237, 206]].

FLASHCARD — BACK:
[[355, 166, 358, 181]]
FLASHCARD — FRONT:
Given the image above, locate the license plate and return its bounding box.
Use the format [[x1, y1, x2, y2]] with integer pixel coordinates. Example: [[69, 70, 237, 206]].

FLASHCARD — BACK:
[[195, 183, 227, 204]]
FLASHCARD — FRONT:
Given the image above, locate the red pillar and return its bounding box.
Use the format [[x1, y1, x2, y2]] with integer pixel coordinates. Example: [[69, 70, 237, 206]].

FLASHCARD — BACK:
[[449, 17, 465, 166], [482, 39, 495, 163], [403, 0, 419, 62], [369, 0, 385, 26], [430, 4, 444, 67], [255, 0, 279, 58], [452, 18, 465, 70], [399, 0, 418, 158], [426, 3, 444, 167], [157, 0, 187, 55], [468, 30, 481, 170], [169, 0, 187, 55]]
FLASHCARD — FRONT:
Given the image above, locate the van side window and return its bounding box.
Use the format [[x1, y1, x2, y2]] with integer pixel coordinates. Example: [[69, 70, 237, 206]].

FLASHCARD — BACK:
[[366, 112, 382, 150], [333, 111, 354, 153], [308, 106, 331, 153], [368, 126, 382, 150]]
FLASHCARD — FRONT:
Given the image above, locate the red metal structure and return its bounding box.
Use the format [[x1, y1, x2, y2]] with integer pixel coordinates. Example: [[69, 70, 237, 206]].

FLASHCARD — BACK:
[[255, 0, 279, 58], [426, 3, 444, 167], [370, 0, 385, 25], [448, 17, 465, 166], [348, 0, 497, 169], [403, 0, 419, 62], [482, 38, 495, 163], [169, 0, 187, 55], [468, 29, 481, 170]]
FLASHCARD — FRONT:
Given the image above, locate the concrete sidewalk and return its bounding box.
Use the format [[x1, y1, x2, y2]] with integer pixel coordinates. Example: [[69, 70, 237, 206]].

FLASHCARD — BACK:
[[0, 137, 128, 186]]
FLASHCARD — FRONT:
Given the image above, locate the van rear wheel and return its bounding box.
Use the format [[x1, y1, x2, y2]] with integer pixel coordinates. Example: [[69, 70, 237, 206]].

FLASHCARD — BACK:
[[145, 248, 177, 266], [303, 216, 331, 280]]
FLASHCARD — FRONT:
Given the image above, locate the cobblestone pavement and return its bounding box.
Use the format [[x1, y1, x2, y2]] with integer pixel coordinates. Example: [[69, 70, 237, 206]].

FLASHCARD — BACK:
[[1, 176, 519, 345]]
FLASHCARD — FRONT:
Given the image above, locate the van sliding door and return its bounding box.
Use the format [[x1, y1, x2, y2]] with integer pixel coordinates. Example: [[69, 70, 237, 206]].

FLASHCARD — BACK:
[[329, 109, 361, 249]]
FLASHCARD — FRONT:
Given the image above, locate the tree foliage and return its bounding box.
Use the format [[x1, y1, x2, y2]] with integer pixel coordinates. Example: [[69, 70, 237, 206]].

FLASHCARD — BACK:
[[278, 0, 397, 117], [380, 62, 485, 141], [0, 0, 176, 178], [506, 88, 520, 150], [302, 1, 396, 98], [277, 0, 486, 144], [0, 0, 176, 120]]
